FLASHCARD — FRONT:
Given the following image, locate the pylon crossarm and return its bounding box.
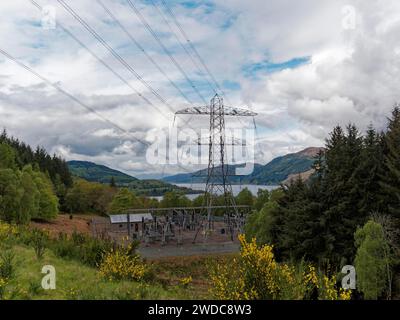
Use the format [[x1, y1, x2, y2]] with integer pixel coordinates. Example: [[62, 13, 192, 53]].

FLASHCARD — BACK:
[[175, 105, 256, 117]]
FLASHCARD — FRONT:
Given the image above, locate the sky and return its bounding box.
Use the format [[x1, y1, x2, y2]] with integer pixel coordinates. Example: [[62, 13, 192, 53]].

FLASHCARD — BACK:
[[1, 0, 400, 178]]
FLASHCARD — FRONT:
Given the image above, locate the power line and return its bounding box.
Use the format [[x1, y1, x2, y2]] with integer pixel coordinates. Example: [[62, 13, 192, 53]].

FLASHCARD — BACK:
[[56, 0, 178, 118], [0, 47, 150, 147], [125, 0, 209, 105], [29, 0, 174, 124], [30, 0, 197, 131], [0, 47, 198, 176], [28, 0, 204, 175], [159, 0, 229, 102], [147, 0, 217, 97], [96, 0, 195, 106]]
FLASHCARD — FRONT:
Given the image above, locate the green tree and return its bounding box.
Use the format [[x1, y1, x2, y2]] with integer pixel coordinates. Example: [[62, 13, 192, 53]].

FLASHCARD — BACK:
[[109, 188, 141, 214], [18, 166, 40, 224], [110, 176, 116, 188], [245, 189, 283, 246], [0, 169, 21, 222], [0, 142, 16, 170], [275, 178, 325, 263], [351, 126, 385, 216], [32, 170, 59, 220], [380, 106, 400, 224], [65, 179, 89, 213], [355, 220, 391, 299], [236, 188, 254, 207], [321, 124, 366, 265], [160, 191, 191, 208], [254, 188, 270, 211]]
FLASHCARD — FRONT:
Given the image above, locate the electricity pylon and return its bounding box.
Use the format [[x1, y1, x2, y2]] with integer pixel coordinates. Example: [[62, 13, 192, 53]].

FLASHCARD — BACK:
[[175, 94, 257, 242]]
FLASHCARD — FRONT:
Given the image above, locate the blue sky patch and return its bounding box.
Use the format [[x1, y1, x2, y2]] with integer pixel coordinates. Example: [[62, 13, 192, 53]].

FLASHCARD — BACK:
[[242, 56, 310, 79], [222, 80, 241, 91]]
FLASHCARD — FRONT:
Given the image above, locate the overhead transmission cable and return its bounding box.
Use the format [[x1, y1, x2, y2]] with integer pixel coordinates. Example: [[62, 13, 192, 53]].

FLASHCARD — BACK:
[[28, 0, 201, 175], [159, 0, 229, 102], [56, 0, 179, 118], [125, 0, 209, 105], [96, 0, 195, 107], [0, 45, 197, 175], [29, 0, 174, 124], [147, 0, 217, 97], [30, 0, 206, 175], [0, 47, 149, 147]]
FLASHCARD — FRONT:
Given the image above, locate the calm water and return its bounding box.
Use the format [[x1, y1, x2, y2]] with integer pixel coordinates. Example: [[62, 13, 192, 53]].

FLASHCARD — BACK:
[[152, 184, 280, 201]]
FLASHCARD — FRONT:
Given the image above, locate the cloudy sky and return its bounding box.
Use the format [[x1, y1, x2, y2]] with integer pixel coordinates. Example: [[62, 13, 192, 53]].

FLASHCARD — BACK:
[[1, 0, 400, 178]]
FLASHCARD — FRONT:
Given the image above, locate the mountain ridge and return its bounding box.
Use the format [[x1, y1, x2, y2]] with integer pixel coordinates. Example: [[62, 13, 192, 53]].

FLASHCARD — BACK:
[[67, 160, 138, 184], [162, 147, 324, 185], [67, 160, 202, 196]]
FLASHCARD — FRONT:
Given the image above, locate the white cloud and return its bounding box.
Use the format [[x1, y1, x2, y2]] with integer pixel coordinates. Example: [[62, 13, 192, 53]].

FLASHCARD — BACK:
[[1, 0, 399, 177]]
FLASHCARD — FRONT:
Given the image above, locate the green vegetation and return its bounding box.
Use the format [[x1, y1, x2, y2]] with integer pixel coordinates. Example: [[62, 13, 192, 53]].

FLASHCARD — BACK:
[[162, 148, 320, 185], [3, 107, 400, 300], [354, 220, 391, 299], [0, 130, 72, 205], [109, 188, 142, 214], [68, 160, 138, 184], [64, 178, 117, 214], [0, 143, 58, 224], [210, 235, 351, 300], [245, 106, 400, 300], [2, 245, 182, 300], [68, 160, 200, 196], [0, 222, 226, 300]]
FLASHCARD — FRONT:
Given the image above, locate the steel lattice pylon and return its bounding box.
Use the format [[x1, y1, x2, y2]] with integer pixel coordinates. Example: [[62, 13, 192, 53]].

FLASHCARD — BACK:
[[175, 94, 257, 242]]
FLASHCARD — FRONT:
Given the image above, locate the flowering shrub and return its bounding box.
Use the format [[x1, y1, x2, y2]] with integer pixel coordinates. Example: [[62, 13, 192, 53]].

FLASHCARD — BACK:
[[29, 229, 49, 260], [0, 222, 18, 243], [179, 276, 193, 287], [99, 244, 146, 281], [210, 235, 351, 300]]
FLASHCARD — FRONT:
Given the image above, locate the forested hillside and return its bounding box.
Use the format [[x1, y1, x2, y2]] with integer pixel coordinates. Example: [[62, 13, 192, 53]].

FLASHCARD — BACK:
[[68, 160, 138, 184], [0, 131, 65, 223], [163, 147, 321, 185], [0, 130, 72, 188], [246, 106, 400, 299], [67, 160, 201, 196]]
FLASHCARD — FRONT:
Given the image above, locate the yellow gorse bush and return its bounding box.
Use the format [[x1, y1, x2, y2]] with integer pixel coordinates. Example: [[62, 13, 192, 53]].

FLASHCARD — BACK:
[[98, 244, 146, 282], [180, 276, 193, 287], [0, 222, 18, 242], [210, 235, 351, 300]]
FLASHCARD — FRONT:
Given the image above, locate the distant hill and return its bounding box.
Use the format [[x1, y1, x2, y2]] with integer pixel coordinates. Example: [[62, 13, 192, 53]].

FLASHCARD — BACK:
[[68, 160, 138, 184], [67, 160, 201, 196], [162, 147, 324, 185]]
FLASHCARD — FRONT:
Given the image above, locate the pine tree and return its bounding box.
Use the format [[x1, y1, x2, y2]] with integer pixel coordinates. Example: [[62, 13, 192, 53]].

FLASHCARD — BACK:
[[0, 142, 17, 170], [110, 176, 116, 188], [351, 125, 384, 216], [355, 220, 391, 299], [380, 106, 400, 224]]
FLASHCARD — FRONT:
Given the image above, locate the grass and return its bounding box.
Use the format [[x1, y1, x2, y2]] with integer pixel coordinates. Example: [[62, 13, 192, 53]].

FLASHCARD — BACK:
[[3, 245, 191, 300], [1, 220, 237, 300], [148, 254, 237, 299]]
